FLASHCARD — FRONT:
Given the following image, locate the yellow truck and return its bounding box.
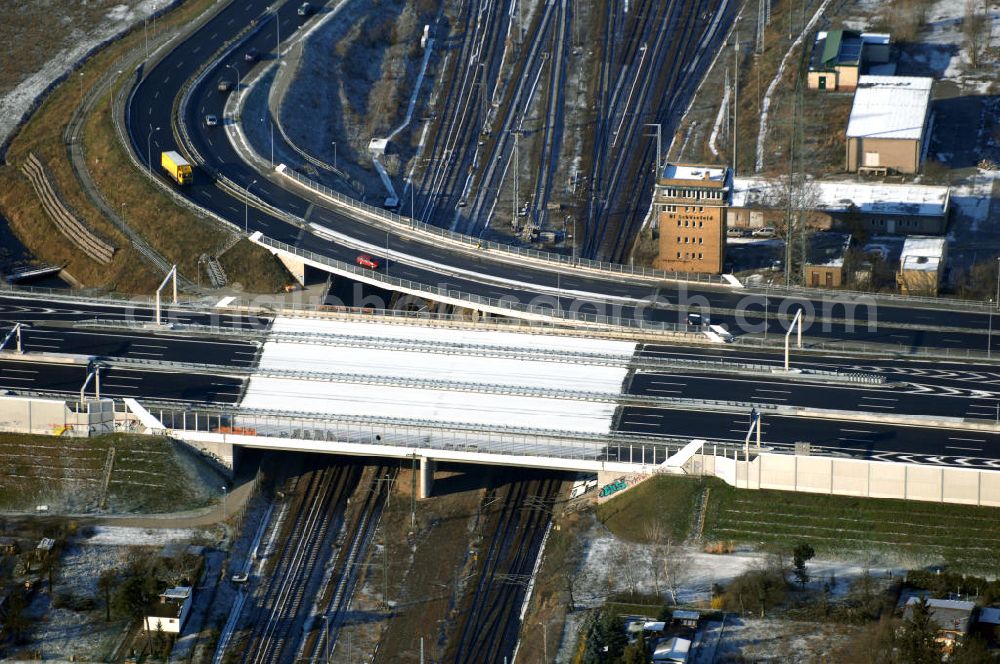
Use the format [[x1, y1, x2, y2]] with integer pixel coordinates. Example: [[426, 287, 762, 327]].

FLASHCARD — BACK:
[[161, 150, 193, 185]]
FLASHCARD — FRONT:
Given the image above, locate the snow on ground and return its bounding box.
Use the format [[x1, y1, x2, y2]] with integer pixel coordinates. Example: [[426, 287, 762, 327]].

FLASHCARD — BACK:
[[21, 543, 129, 660], [0, 0, 171, 151], [555, 516, 906, 662], [86, 525, 199, 546]]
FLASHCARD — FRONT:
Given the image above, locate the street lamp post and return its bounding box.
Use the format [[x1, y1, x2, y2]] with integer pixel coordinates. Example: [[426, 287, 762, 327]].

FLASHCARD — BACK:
[[226, 63, 241, 115], [221, 485, 227, 519], [332, 141, 337, 170], [989, 299, 994, 359], [146, 125, 160, 178], [244, 179, 258, 233]]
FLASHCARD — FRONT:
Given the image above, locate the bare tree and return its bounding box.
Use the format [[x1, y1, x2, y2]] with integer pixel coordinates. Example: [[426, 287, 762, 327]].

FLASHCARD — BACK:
[[614, 542, 639, 597], [964, 0, 989, 68], [662, 537, 691, 605], [644, 522, 666, 599]]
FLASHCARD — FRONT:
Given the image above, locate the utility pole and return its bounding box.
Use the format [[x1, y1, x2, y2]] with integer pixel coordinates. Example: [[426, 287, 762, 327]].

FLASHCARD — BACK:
[[512, 130, 520, 232], [732, 30, 739, 177], [645, 123, 662, 174]]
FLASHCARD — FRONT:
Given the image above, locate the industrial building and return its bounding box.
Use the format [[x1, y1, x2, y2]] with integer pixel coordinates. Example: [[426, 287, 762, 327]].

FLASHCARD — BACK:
[[807, 30, 892, 91], [845, 76, 933, 175], [654, 163, 732, 274], [728, 179, 949, 236]]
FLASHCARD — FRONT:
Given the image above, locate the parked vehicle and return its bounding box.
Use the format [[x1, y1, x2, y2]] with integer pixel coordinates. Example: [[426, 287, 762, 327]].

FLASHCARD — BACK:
[[355, 254, 380, 270], [297, 2, 312, 15], [751, 226, 776, 238], [161, 151, 193, 185]]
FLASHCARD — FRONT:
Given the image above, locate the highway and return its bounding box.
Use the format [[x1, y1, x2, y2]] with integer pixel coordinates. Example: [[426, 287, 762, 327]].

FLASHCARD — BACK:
[[628, 372, 997, 419], [616, 407, 1000, 468], [0, 359, 244, 404], [0, 292, 997, 466], [0, 293, 271, 329], [120, 0, 1000, 352], [8, 326, 258, 366]]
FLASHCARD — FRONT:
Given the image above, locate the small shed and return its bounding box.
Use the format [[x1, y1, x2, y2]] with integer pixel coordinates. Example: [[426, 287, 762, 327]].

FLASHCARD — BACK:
[[896, 236, 947, 296], [652, 636, 692, 663]]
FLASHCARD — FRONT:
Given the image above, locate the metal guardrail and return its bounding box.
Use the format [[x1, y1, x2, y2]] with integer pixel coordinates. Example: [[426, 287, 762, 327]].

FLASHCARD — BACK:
[[277, 166, 727, 286], [748, 282, 998, 312], [150, 404, 726, 465], [253, 234, 689, 332]]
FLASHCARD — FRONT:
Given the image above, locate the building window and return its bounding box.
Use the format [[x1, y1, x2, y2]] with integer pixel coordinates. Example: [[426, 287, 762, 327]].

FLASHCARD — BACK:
[[698, 221, 703, 227], [677, 252, 681, 258], [698, 252, 703, 259], [699, 238, 703, 244]]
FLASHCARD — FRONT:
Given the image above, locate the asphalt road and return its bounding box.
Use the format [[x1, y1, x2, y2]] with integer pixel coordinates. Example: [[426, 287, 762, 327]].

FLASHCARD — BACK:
[[0, 293, 271, 330], [0, 359, 244, 404], [639, 343, 1000, 390], [124, 0, 999, 352], [628, 371, 999, 420], [9, 327, 259, 366], [616, 407, 1000, 467]]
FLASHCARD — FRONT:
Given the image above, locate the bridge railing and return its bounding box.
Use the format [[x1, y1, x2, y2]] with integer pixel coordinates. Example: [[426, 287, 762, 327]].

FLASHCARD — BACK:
[[255, 234, 689, 333], [152, 405, 722, 466], [277, 166, 727, 285]]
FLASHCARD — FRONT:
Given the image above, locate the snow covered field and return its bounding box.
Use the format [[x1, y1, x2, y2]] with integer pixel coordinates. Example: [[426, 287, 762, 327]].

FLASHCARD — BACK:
[[0, 1, 171, 153]]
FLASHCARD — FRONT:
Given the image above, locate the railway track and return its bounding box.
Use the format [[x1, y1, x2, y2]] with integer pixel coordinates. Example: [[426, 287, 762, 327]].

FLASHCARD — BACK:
[[233, 462, 360, 664], [300, 465, 397, 662], [581, 0, 732, 262], [448, 474, 561, 664], [418, 0, 512, 226]]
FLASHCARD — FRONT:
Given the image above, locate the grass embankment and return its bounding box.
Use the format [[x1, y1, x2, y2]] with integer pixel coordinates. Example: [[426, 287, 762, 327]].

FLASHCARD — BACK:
[[0, 0, 288, 293], [0, 433, 215, 514], [600, 476, 1000, 573], [597, 476, 707, 543], [217, 239, 293, 293], [703, 482, 1000, 572]]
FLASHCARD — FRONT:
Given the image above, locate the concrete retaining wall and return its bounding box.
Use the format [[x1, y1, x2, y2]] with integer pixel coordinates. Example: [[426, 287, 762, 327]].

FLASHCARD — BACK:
[[0, 395, 114, 437], [714, 450, 1000, 507]]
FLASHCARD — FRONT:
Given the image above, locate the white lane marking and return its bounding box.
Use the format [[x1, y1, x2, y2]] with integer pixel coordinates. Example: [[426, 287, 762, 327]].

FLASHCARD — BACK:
[[754, 389, 791, 394], [839, 428, 875, 433], [947, 437, 987, 443], [0, 377, 36, 381], [644, 388, 683, 394], [128, 351, 164, 357], [623, 421, 660, 427], [131, 343, 168, 349], [946, 445, 982, 452], [860, 396, 897, 402], [0, 369, 38, 374]]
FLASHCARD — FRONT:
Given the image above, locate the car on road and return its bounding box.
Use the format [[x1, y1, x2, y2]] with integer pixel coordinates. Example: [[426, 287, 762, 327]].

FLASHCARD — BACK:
[[231, 572, 248, 583], [244, 49, 258, 63], [297, 2, 312, 15], [355, 254, 380, 270], [204, 114, 218, 127], [217, 79, 231, 93]]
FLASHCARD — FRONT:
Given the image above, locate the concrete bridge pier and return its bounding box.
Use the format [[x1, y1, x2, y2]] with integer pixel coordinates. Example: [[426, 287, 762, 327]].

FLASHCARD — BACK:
[[276, 253, 307, 286], [418, 456, 435, 500]]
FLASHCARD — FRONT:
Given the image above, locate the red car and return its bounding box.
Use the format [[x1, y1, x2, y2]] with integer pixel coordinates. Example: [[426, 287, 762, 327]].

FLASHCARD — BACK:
[[355, 254, 380, 270]]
